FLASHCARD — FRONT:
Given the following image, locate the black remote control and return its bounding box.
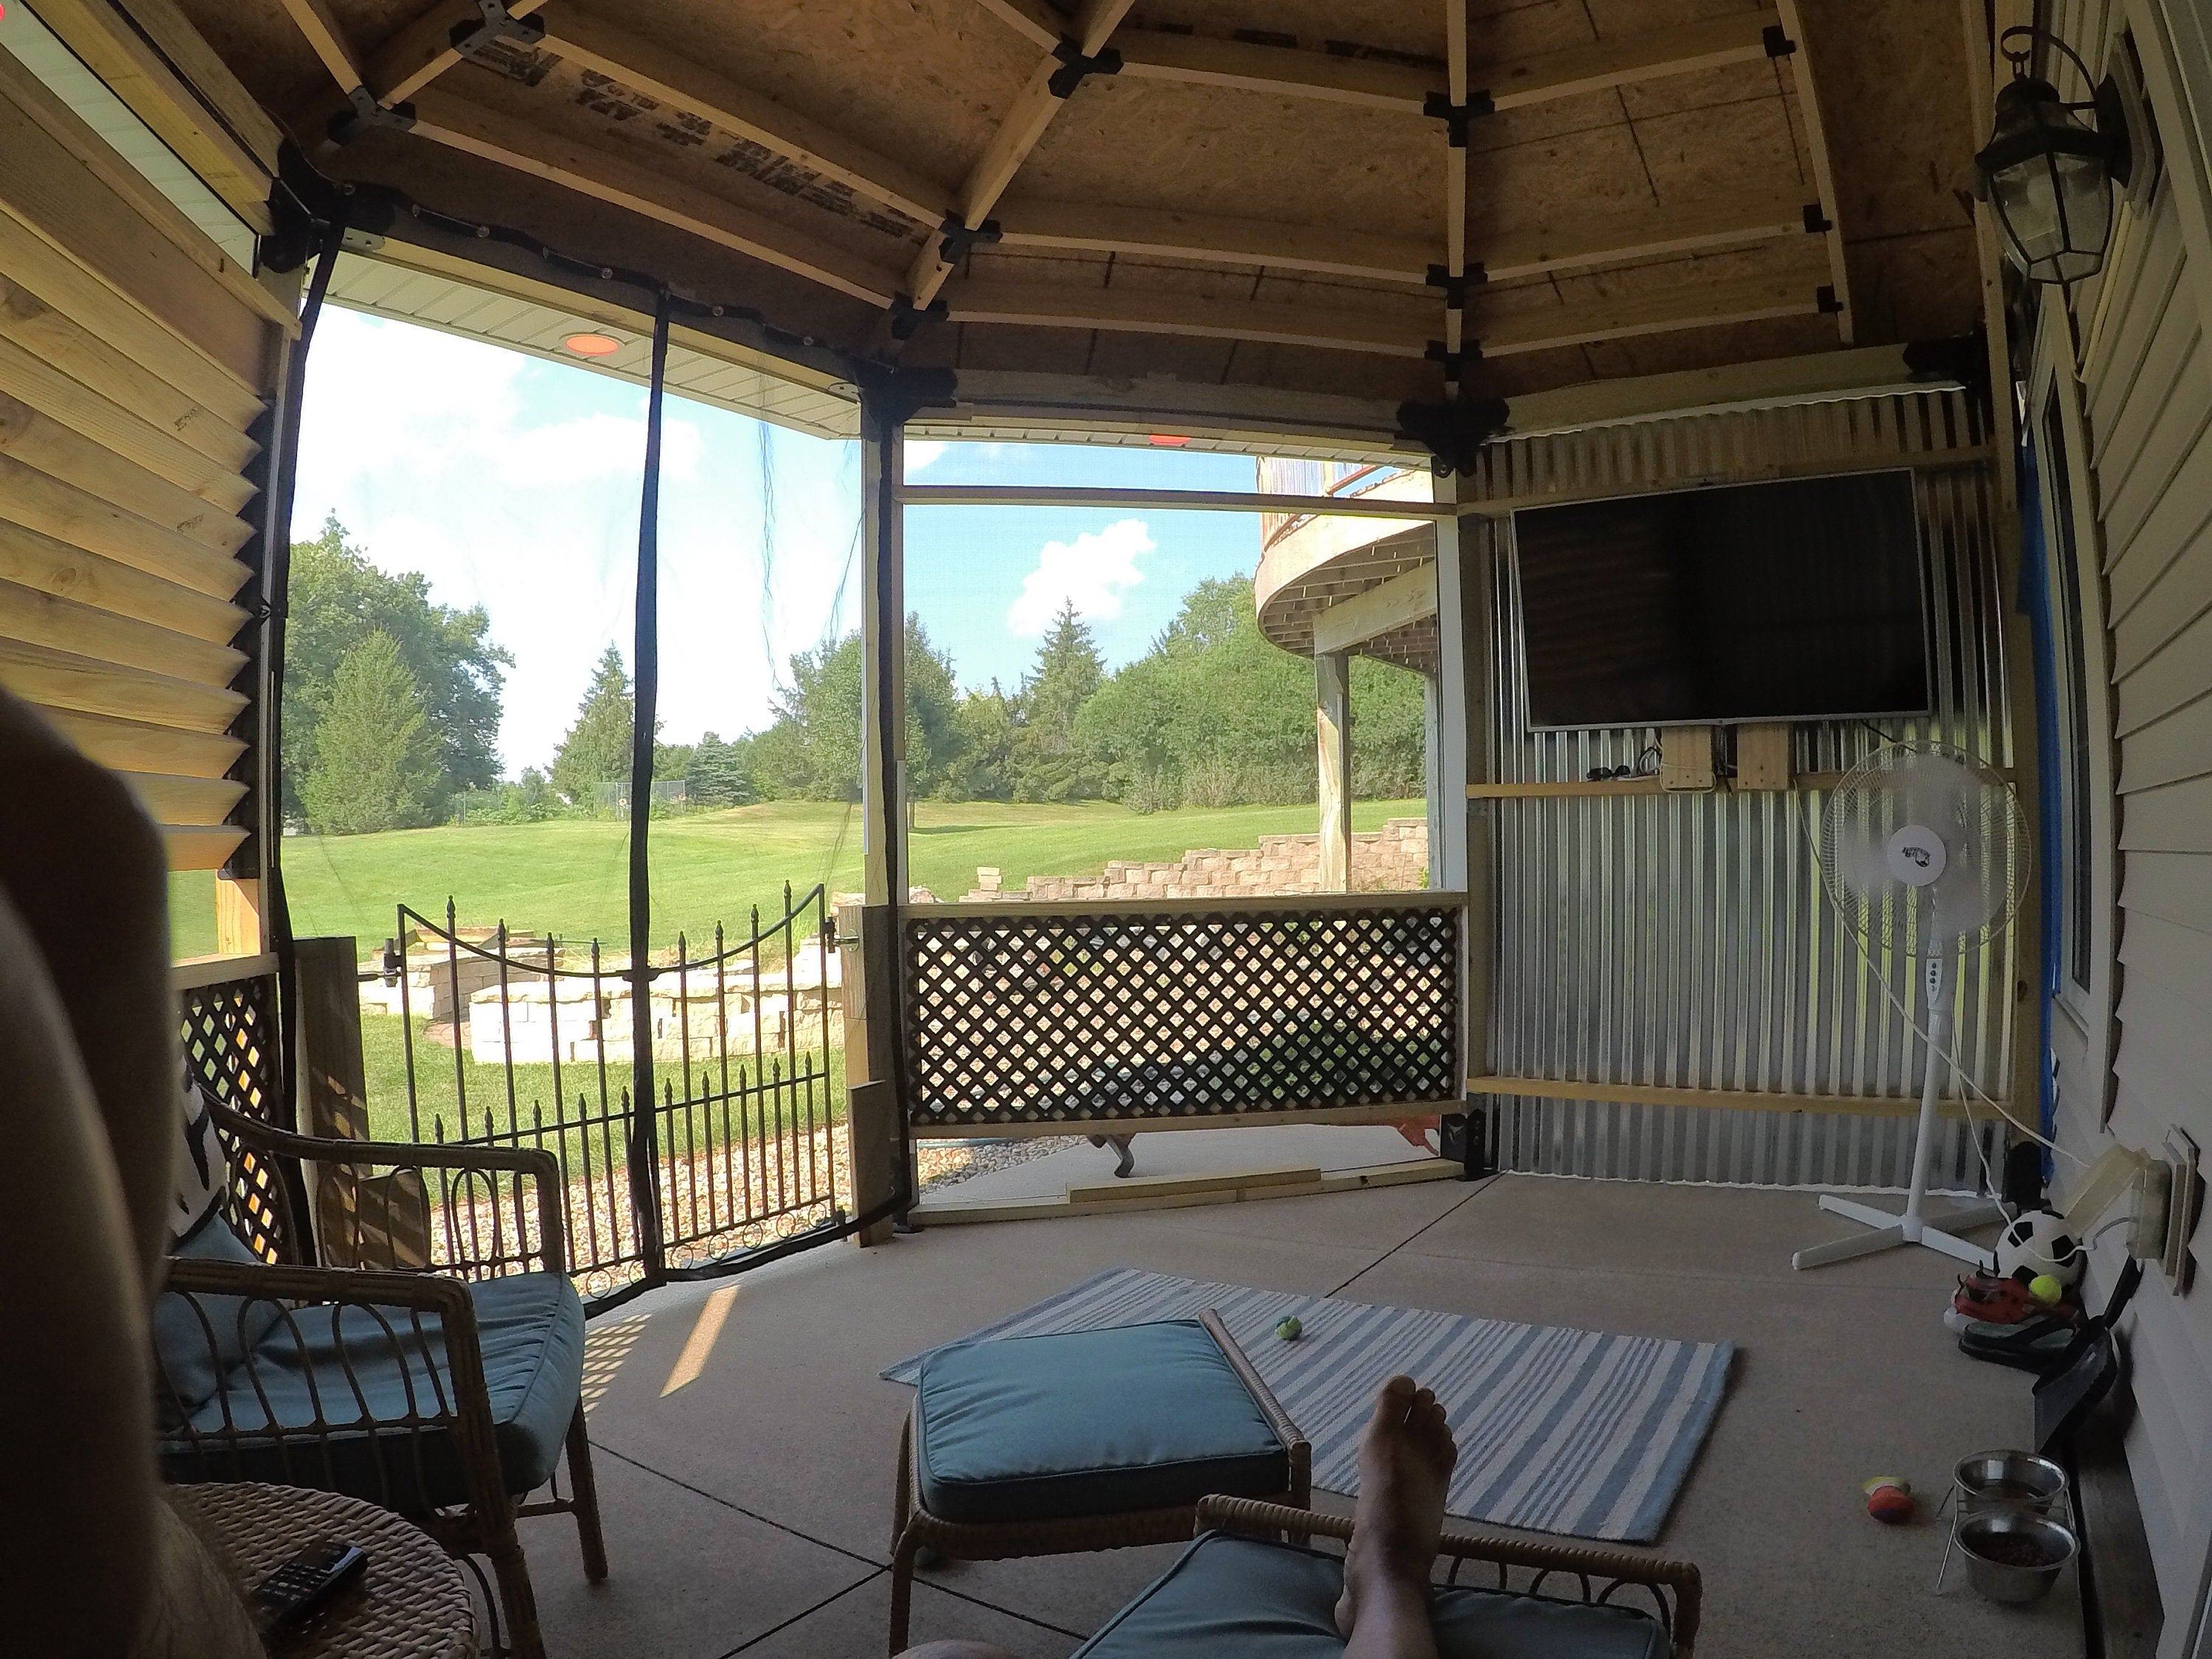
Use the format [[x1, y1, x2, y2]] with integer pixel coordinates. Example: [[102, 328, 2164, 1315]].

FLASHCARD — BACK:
[[250, 1540, 369, 1638]]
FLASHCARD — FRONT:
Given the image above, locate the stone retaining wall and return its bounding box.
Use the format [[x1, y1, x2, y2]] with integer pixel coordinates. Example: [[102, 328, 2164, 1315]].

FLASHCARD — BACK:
[[964, 817, 1429, 902]]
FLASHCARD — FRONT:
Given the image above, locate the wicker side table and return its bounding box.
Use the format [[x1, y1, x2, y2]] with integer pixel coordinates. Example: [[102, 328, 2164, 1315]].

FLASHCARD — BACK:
[[167, 1484, 477, 1659]]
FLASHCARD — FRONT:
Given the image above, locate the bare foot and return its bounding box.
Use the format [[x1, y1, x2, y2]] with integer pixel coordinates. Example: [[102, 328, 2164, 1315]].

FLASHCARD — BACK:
[[1335, 1375, 1457, 1646]]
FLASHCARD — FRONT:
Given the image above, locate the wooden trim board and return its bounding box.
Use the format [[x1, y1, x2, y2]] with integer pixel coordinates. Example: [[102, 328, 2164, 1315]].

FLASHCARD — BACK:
[[911, 1156, 1460, 1225], [1469, 1074, 1991, 1122]]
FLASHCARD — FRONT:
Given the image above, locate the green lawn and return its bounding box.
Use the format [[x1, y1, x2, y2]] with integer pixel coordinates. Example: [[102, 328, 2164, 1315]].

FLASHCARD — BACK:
[[170, 796, 1423, 958]]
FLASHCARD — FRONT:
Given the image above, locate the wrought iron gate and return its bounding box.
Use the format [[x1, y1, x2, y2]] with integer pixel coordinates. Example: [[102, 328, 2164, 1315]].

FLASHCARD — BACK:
[[377, 886, 847, 1305]]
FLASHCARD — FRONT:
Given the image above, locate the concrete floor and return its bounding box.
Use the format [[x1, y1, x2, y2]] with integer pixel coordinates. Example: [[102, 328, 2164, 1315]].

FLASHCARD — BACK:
[[515, 1173, 2082, 1659]]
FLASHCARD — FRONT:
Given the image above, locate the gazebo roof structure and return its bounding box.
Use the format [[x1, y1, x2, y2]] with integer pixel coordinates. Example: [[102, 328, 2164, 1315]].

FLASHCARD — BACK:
[[164, 0, 1987, 446]]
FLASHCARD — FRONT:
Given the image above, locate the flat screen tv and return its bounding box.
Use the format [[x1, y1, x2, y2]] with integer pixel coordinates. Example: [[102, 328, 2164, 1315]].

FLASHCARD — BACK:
[[1511, 468, 1930, 731]]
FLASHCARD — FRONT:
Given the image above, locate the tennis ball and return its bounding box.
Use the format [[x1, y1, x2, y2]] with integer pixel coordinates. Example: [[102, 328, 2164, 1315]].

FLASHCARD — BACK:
[[1275, 1316, 1302, 1341], [2029, 1274, 2064, 1304], [1862, 1477, 1914, 1524]]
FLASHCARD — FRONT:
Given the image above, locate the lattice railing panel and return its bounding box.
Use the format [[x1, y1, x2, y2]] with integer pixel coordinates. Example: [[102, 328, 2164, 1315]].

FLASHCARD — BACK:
[[181, 970, 294, 1262], [904, 902, 1461, 1130]]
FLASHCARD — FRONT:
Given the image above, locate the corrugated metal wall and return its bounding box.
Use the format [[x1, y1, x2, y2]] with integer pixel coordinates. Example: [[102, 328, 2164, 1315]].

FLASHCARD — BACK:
[[1470, 392, 2013, 1190]]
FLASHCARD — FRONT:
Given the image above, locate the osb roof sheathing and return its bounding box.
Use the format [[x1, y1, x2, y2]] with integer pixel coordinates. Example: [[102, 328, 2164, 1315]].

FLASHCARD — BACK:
[[176, 0, 1988, 415]]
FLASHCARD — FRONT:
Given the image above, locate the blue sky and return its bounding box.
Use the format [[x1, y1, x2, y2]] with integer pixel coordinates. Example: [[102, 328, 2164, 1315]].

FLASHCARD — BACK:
[[294, 308, 1262, 776]]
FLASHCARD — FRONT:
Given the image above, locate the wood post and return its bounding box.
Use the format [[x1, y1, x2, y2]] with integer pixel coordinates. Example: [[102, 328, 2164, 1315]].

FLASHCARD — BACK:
[[840, 900, 902, 1246], [214, 874, 263, 955], [293, 935, 428, 1267], [1431, 472, 1484, 1081], [853, 405, 908, 1240], [1316, 649, 1352, 892]]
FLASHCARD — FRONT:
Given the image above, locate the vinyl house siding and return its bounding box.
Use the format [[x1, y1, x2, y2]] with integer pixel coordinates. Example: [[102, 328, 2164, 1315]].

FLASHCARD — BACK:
[[2044, 5, 2212, 1644]]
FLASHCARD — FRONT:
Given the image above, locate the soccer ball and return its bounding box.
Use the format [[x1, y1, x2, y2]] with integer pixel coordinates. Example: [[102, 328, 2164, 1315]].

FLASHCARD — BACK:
[[1994, 1207, 2085, 1287]]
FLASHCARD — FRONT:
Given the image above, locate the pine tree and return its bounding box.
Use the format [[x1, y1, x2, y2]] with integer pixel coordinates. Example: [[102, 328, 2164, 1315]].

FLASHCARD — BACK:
[[551, 645, 636, 806], [685, 732, 757, 808], [1010, 600, 1105, 800], [297, 631, 439, 833]]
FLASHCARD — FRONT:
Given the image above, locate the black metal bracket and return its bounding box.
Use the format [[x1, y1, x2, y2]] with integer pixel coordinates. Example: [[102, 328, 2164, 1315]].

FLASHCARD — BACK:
[[1815, 283, 1843, 314], [1397, 392, 1509, 476], [1424, 338, 1483, 378], [327, 83, 415, 145], [451, 0, 546, 57], [887, 292, 949, 341], [855, 364, 959, 434], [1802, 202, 1832, 234], [1048, 39, 1123, 99], [1763, 22, 1797, 57], [1422, 88, 1495, 147], [1425, 263, 1488, 308], [936, 214, 1002, 268], [1903, 330, 1991, 398]]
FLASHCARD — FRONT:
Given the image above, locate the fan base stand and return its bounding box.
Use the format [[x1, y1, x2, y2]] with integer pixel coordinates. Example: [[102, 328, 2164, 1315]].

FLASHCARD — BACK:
[[1791, 1194, 2004, 1270]]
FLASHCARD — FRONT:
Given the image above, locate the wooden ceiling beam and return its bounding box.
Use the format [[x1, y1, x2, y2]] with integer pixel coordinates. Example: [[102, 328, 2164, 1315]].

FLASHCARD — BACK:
[[942, 267, 1830, 359], [273, 0, 371, 95], [908, 0, 1139, 310], [1481, 10, 1781, 111], [969, 0, 1066, 52], [1473, 271, 1826, 359], [406, 89, 904, 306], [1481, 187, 1816, 283], [1770, 0, 1854, 343], [1113, 31, 1436, 114], [105, 0, 287, 165], [992, 199, 1439, 282], [1440, 0, 1469, 375], [1113, 12, 1784, 117], [27, 0, 276, 231], [990, 188, 1812, 287], [532, 2, 951, 226], [942, 279, 1435, 355], [365, 0, 555, 106]]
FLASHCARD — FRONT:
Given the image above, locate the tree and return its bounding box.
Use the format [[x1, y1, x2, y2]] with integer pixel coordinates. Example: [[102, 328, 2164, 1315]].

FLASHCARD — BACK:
[[296, 632, 439, 833], [282, 515, 508, 822], [749, 617, 966, 800], [551, 645, 636, 805], [1009, 602, 1105, 801], [685, 732, 757, 808]]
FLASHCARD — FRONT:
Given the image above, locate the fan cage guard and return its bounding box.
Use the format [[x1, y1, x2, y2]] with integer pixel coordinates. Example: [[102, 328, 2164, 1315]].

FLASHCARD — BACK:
[[1818, 741, 2030, 956]]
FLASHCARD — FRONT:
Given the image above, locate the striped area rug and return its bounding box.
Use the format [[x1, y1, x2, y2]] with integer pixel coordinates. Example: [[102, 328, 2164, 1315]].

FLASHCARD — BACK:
[[883, 1267, 1733, 1543]]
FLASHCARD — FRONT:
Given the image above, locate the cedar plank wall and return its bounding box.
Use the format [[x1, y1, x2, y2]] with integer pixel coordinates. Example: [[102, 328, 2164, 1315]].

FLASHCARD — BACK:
[[2043, 2, 2212, 1648], [0, 47, 282, 874]]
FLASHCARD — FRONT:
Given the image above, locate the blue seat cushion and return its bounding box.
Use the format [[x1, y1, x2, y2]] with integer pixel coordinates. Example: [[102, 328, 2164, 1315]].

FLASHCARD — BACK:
[[915, 1321, 1289, 1524], [159, 1270, 585, 1514], [1074, 1533, 1671, 1659], [151, 1214, 283, 1414]]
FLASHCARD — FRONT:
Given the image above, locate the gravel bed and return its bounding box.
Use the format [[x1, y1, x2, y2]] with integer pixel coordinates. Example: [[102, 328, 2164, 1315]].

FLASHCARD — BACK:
[[917, 1135, 1084, 1195]]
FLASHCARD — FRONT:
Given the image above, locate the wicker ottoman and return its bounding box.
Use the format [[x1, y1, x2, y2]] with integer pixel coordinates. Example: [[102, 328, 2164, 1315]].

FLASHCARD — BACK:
[[888, 1311, 1309, 1654]]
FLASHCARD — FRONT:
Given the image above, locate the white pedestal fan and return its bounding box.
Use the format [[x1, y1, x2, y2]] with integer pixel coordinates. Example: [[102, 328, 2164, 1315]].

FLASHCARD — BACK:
[[1791, 742, 2029, 1272]]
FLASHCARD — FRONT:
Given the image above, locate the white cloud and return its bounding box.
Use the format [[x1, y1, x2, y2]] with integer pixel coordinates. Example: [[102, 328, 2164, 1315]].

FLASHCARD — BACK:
[[904, 440, 947, 475], [1007, 518, 1155, 636]]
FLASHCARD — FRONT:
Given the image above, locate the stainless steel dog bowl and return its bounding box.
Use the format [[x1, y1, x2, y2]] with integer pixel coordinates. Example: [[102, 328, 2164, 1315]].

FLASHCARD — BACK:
[[1953, 1449, 2067, 1516], [1955, 1510, 2077, 1603]]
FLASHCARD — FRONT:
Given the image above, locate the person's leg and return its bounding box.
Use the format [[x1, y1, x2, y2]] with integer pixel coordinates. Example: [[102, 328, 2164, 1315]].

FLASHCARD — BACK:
[[1335, 1375, 1458, 1659]]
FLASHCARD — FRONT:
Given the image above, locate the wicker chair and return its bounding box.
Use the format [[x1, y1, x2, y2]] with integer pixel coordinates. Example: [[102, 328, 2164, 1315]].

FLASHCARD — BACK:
[[889, 1310, 1310, 1653], [153, 1098, 606, 1659], [1172, 1495, 1704, 1658]]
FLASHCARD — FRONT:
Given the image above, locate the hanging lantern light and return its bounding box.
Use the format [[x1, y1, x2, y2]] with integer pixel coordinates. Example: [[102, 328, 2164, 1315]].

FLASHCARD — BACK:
[[1975, 28, 2135, 285]]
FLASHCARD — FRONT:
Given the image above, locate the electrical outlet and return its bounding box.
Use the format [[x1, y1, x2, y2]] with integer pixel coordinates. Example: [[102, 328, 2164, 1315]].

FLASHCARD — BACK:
[[2165, 1128, 2202, 1293]]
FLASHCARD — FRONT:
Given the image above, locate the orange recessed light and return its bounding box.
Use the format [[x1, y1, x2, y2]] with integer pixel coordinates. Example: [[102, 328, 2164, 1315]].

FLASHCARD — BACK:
[[563, 332, 622, 358], [1147, 434, 1189, 447]]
